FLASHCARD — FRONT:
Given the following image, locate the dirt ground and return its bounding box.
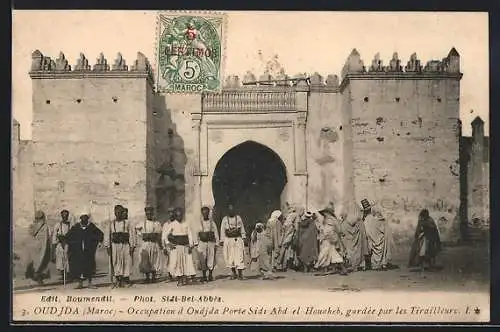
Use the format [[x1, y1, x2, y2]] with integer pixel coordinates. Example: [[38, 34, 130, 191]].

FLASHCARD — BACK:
[[13, 241, 490, 294]]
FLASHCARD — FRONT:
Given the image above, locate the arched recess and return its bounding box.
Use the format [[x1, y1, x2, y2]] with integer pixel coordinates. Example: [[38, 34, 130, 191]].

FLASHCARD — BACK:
[[211, 140, 288, 231]]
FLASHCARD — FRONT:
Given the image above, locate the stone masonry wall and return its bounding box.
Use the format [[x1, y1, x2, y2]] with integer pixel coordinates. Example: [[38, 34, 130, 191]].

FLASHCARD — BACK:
[[306, 77, 344, 213], [467, 119, 490, 228], [12, 120, 35, 236], [19, 47, 479, 247], [31, 75, 151, 226], [347, 78, 461, 243], [146, 83, 156, 210]]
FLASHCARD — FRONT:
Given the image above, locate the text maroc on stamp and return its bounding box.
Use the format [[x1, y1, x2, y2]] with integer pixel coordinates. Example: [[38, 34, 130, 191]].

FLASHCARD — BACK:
[[155, 11, 227, 94]]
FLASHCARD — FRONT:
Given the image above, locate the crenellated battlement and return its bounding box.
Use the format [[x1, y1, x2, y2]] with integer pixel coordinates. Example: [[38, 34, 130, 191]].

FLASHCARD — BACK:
[[220, 70, 339, 93], [340, 47, 462, 90], [29, 50, 154, 84]]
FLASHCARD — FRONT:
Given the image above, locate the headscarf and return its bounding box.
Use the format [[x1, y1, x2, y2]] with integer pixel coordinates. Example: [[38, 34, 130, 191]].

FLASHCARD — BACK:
[[301, 211, 314, 221], [269, 210, 282, 222], [319, 201, 336, 217], [79, 207, 93, 224]]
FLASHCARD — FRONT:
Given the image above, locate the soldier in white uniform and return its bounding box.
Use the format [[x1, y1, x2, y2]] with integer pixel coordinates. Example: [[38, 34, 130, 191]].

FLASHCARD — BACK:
[[220, 204, 247, 280], [162, 207, 197, 286], [136, 206, 162, 283], [103, 205, 137, 288], [196, 206, 219, 282]]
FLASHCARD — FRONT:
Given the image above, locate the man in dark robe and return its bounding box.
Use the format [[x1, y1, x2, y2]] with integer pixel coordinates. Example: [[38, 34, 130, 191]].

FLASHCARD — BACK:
[[24, 210, 52, 285], [408, 209, 441, 271], [66, 209, 104, 289], [293, 211, 319, 272]]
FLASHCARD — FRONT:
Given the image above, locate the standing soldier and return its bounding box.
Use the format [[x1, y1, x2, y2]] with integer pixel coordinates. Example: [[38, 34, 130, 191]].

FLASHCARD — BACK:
[[162, 207, 197, 286], [52, 209, 71, 280], [196, 206, 219, 282], [136, 206, 162, 283], [161, 207, 177, 281], [104, 205, 137, 288], [220, 204, 246, 280]]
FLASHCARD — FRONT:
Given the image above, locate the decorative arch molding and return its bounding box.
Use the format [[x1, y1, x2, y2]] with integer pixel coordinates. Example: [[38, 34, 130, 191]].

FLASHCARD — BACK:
[[190, 91, 309, 221], [193, 115, 308, 214]]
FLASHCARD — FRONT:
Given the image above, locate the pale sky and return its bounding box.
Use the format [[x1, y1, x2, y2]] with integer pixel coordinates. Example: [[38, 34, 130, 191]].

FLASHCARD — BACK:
[[12, 11, 489, 139]]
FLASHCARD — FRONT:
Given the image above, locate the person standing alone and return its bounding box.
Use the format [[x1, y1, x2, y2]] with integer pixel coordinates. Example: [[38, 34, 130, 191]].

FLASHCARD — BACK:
[[24, 210, 51, 285]]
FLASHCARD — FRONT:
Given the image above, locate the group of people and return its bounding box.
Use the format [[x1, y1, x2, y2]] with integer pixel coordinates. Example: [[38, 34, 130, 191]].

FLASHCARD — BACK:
[[250, 199, 397, 279], [20, 198, 442, 289]]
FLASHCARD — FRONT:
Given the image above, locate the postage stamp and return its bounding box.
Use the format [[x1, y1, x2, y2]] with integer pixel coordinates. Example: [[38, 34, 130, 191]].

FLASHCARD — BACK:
[[11, 11, 490, 325], [155, 11, 227, 94]]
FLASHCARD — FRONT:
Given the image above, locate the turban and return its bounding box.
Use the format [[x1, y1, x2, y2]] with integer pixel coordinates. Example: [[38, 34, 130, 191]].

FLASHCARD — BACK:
[[34, 210, 45, 220], [301, 211, 314, 220], [270, 210, 282, 220]]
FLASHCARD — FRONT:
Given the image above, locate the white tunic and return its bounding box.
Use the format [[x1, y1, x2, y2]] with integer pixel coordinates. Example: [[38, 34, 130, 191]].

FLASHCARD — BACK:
[[196, 218, 220, 270], [103, 219, 136, 277], [136, 219, 162, 274], [52, 221, 71, 272], [163, 220, 197, 277], [220, 215, 246, 270]]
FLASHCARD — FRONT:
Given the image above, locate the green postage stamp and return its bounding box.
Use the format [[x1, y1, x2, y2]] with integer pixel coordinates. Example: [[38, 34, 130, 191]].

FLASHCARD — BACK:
[[155, 11, 227, 93]]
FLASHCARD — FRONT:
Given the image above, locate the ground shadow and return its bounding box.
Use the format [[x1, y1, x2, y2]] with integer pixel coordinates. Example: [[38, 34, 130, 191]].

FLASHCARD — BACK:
[[214, 274, 230, 281], [409, 265, 444, 273]]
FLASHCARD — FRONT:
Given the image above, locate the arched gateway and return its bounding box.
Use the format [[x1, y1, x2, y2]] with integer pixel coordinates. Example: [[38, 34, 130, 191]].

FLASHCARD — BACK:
[[212, 141, 287, 230], [190, 84, 310, 231]]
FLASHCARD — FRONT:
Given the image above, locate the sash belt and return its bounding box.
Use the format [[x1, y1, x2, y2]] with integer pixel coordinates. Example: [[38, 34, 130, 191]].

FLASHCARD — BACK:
[[225, 228, 241, 238], [168, 234, 189, 246], [111, 232, 130, 244], [199, 231, 216, 242], [142, 233, 161, 243]]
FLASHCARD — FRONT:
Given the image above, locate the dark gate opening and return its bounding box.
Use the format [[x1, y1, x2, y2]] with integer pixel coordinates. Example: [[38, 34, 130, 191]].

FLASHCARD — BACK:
[[212, 141, 287, 232]]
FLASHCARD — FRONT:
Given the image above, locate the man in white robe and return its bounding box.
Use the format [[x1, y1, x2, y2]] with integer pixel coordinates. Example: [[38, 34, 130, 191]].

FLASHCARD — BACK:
[[136, 206, 162, 283], [196, 206, 219, 282], [103, 205, 137, 288], [52, 209, 71, 279], [361, 199, 395, 271], [162, 207, 197, 286], [220, 204, 246, 280]]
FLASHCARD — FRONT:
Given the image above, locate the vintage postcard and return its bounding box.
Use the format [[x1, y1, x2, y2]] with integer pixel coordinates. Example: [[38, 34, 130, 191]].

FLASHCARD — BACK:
[[11, 11, 490, 323]]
